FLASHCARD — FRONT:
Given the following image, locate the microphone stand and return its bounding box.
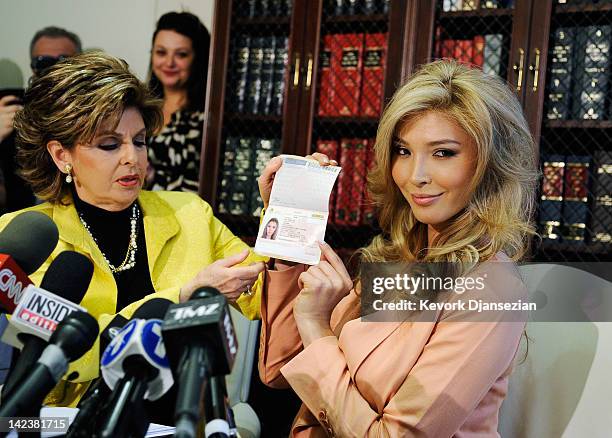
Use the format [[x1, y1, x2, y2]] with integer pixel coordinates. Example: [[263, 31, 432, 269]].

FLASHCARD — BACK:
[[96, 357, 154, 438]]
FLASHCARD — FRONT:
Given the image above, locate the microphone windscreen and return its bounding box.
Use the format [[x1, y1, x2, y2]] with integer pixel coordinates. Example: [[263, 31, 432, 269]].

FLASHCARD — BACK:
[[190, 286, 221, 301], [50, 310, 99, 361], [40, 251, 94, 304], [133, 298, 173, 320], [0, 211, 59, 274]]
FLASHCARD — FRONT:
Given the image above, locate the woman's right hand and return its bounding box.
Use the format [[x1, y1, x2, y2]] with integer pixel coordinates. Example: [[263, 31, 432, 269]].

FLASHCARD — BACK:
[[180, 249, 265, 303], [258, 153, 338, 209], [0, 95, 22, 143]]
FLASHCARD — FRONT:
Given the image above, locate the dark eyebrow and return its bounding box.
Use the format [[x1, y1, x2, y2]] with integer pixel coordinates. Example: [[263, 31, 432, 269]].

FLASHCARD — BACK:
[[97, 128, 146, 137], [394, 138, 462, 147], [426, 139, 462, 147], [153, 44, 192, 52], [95, 128, 147, 140]]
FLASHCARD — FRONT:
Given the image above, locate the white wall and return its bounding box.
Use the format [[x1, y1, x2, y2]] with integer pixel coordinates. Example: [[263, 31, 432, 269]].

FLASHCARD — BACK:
[[0, 0, 215, 87]]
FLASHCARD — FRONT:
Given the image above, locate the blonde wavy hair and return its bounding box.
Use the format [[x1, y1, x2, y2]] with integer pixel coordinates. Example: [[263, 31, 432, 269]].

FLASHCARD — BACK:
[[361, 60, 538, 265], [14, 51, 163, 203]]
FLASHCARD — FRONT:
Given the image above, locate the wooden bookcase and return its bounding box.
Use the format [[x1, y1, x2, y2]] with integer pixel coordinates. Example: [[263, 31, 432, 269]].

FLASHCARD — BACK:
[[200, 0, 612, 262]]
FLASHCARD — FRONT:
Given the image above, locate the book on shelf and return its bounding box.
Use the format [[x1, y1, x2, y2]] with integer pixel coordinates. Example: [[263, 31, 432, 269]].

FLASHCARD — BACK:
[[264, 0, 286, 17], [246, 37, 265, 114], [251, 138, 281, 216], [454, 40, 474, 65], [483, 34, 503, 76], [335, 138, 354, 224], [360, 33, 387, 117], [348, 138, 368, 225], [316, 140, 340, 221], [546, 28, 575, 120], [462, 0, 479, 10], [248, 0, 260, 17], [362, 139, 377, 225], [259, 37, 276, 115], [331, 33, 364, 116], [245, 0, 291, 17], [539, 154, 566, 241], [481, 0, 514, 7], [440, 38, 455, 59], [333, 0, 379, 15], [217, 137, 240, 214], [232, 35, 251, 113], [318, 35, 334, 116], [271, 36, 288, 116], [438, 35, 501, 73], [443, 0, 463, 11], [571, 25, 611, 121], [561, 155, 591, 243], [591, 150, 612, 244], [472, 36, 485, 68], [362, 0, 390, 14], [217, 136, 281, 216]]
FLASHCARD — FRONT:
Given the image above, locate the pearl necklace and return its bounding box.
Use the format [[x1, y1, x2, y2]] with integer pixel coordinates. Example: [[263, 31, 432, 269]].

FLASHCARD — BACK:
[[78, 204, 140, 273]]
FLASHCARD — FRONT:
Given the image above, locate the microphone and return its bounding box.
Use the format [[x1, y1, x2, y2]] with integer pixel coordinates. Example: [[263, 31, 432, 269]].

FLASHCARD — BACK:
[[67, 298, 173, 438], [1, 251, 93, 400], [0, 310, 99, 418], [162, 286, 238, 438], [97, 299, 174, 438], [0, 211, 59, 312]]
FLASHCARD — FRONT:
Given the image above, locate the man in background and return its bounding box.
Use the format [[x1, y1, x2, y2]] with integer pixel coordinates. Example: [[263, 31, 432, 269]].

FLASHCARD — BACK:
[[0, 26, 81, 214]]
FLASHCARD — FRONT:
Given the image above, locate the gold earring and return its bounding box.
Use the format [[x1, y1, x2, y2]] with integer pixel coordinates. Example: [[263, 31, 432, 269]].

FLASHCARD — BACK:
[[64, 163, 73, 184]]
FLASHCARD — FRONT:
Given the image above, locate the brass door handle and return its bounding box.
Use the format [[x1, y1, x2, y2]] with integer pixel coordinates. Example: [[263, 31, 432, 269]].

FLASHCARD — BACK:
[[528, 48, 541, 92], [512, 48, 525, 92], [305, 54, 313, 90], [293, 54, 301, 88]]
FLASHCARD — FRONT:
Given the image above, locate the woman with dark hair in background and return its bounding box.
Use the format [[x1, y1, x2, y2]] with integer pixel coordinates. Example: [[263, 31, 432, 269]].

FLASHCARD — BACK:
[[147, 12, 210, 192]]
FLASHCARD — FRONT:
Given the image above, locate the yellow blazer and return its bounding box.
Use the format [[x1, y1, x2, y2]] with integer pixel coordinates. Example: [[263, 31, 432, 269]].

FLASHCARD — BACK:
[[0, 190, 264, 406]]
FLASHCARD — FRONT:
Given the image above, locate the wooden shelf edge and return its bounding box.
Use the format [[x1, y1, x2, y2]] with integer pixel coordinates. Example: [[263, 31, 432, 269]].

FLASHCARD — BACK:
[[536, 240, 611, 255], [554, 3, 612, 14], [234, 16, 290, 26], [225, 113, 283, 123], [544, 120, 612, 129], [316, 116, 380, 124], [323, 13, 388, 24]]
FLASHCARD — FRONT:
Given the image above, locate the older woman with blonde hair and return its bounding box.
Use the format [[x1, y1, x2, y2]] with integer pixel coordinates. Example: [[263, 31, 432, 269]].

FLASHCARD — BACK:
[[2, 51, 265, 407], [256, 60, 538, 436]]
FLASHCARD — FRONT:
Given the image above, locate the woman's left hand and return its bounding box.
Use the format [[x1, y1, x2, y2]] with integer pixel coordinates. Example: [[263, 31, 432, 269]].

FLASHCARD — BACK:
[[293, 242, 352, 346], [258, 153, 338, 210]]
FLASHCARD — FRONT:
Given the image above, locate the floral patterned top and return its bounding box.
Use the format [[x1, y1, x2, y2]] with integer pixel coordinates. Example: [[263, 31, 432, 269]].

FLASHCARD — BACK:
[[148, 109, 205, 192]]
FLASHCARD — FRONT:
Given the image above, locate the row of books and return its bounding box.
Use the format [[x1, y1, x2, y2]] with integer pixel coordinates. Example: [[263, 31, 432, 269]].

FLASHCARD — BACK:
[[236, 0, 292, 17], [316, 138, 376, 226], [230, 35, 288, 116], [539, 151, 611, 244], [217, 136, 281, 217], [547, 25, 611, 121], [327, 0, 390, 15], [436, 33, 503, 76], [318, 32, 388, 117], [442, 0, 514, 12]]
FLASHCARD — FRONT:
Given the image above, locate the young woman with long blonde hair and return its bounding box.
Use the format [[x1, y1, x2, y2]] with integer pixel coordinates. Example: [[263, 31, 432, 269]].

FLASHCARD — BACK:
[[256, 60, 538, 437]]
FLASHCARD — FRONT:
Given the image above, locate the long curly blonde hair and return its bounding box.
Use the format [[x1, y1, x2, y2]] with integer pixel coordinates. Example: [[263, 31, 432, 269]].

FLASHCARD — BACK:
[[361, 60, 538, 265]]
